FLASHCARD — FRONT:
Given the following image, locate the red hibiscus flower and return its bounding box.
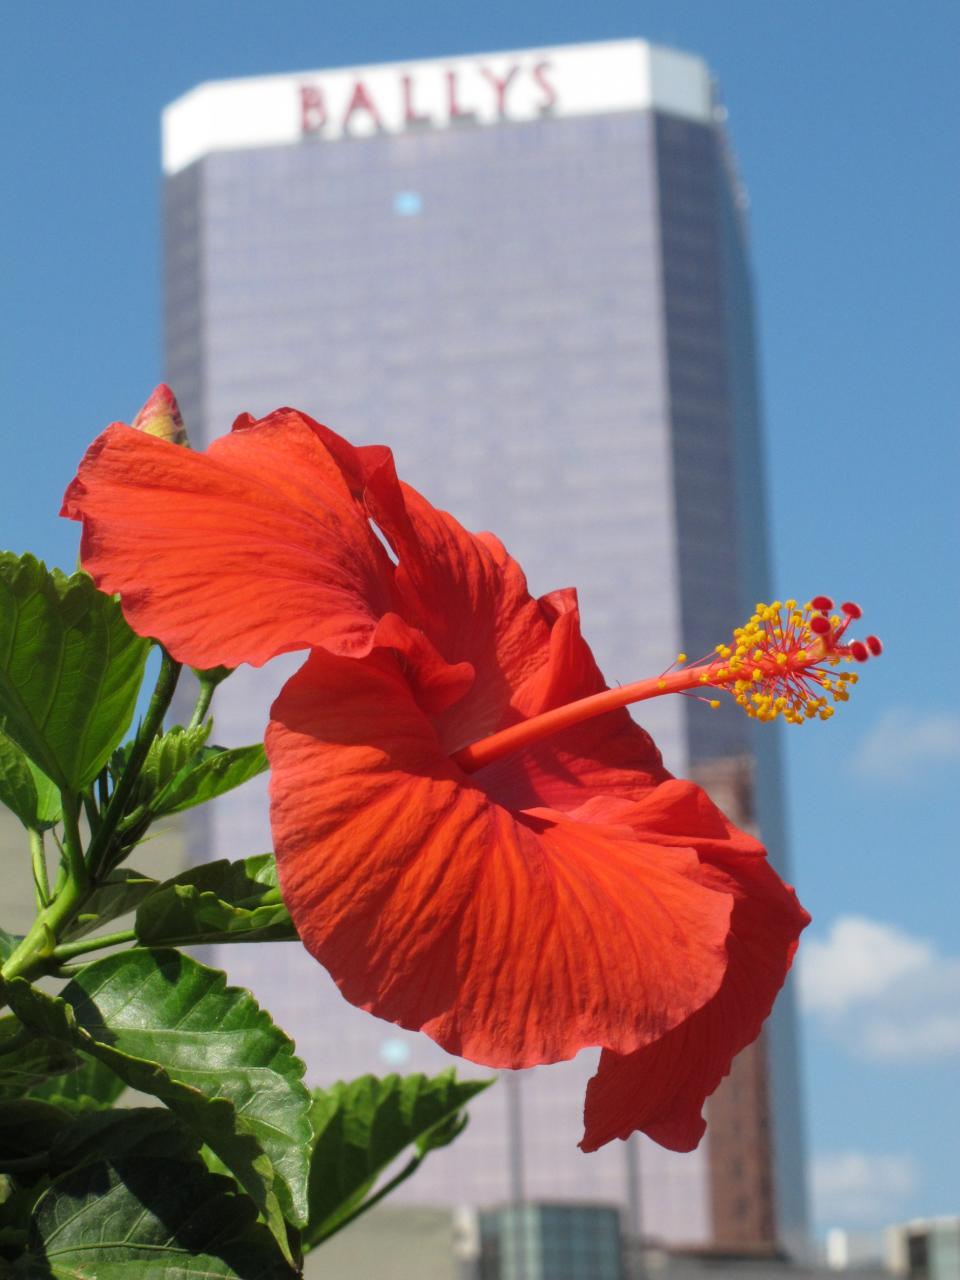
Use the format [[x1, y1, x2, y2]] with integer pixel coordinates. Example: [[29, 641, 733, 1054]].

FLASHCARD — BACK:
[[61, 392, 846, 1154]]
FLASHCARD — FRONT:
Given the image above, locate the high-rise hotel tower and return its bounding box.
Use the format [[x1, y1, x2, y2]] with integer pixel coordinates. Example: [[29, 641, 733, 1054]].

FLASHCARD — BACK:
[[162, 39, 808, 1256]]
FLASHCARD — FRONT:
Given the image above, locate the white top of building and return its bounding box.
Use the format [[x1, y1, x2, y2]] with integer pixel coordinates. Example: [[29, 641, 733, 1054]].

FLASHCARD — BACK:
[[162, 38, 714, 175]]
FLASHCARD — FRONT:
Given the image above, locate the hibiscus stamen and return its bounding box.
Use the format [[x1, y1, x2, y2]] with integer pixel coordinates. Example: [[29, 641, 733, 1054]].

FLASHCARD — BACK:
[[452, 597, 879, 773], [706, 598, 877, 726]]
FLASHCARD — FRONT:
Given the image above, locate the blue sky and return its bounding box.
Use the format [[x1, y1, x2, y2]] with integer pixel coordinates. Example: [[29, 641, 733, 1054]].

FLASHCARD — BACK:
[[2, 0, 958, 1242]]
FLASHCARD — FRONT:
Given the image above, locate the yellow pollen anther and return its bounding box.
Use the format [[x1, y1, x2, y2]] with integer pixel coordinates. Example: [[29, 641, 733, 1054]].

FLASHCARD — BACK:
[[695, 599, 871, 728], [709, 700, 721, 709]]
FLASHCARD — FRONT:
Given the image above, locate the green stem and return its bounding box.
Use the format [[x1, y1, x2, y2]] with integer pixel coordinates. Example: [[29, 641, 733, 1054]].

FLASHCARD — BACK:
[[29, 830, 50, 909], [187, 666, 231, 732], [81, 789, 101, 836], [188, 683, 216, 732], [49, 857, 68, 901], [51, 928, 137, 962], [1, 864, 87, 986], [87, 649, 182, 877], [59, 792, 88, 896]]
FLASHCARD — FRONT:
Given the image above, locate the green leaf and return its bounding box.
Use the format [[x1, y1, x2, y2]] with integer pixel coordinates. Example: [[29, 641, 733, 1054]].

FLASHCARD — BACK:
[[0, 739, 43, 833], [0, 1171, 49, 1260], [0, 736, 36, 829], [0, 739, 60, 833], [14, 1158, 297, 1278], [0, 1104, 199, 1177], [151, 743, 268, 817], [7, 951, 312, 1259], [305, 1071, 492, 1246], [110, 720, 211, 809], [0, 1102, 72, 1168], [47, 1107, 201, 1171], [0, 934, 21, 964], [25, 763, 60, 829], [0, 1015, 80, 1097], [140, 722, 211, 790], [61, 868, 158, 941], [0, 555, 150, 791], [25, 1053, 125, 1112], [136, 855, 297, 947]]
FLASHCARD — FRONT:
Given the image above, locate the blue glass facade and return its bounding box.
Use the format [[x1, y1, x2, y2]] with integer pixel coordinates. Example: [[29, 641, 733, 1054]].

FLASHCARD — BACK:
[[480, 1204, 624, 1280], [163, 46, 807, 1253]]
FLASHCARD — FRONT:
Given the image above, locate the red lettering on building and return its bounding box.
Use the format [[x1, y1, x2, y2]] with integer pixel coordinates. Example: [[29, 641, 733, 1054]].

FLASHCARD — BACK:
[[301, 59, 562, 139], [446, 70, 477, 122], [402, 73, 431, 126], [300, 85, 326, 134], [342, 80, 382, 132], [533, 61, 558, 113], [479, 65, 520, 116]]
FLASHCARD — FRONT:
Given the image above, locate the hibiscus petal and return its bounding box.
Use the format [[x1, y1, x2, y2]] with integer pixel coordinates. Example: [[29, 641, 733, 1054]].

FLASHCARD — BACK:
[[61, 411, 398, 669], [268, 648, 737, 1068], [475, 589, 668, 814], [580, 807, 809, 1152], [362, 456, 560, 750]]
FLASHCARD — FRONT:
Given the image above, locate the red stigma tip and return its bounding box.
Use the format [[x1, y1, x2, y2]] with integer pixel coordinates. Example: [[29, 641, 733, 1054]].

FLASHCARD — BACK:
[[866, 635, 883, 656], [840, 601, 863, 619], [850, 640, 869, 663], [810, 615, 831, 634], [811, 595, 834, 612]]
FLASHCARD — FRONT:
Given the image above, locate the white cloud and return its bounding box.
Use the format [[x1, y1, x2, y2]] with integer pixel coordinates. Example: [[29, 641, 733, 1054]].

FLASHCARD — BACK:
[[860, 1009, 960, 1060], [800, 917, 932, 1015], [851, 708, 960, 784], [812, 1151, 917, 1224], [799, 916, 960, 1061]]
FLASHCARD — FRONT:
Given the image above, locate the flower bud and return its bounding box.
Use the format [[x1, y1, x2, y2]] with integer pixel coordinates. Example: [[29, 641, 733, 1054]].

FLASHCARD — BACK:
[[131, 384, 189, 446]]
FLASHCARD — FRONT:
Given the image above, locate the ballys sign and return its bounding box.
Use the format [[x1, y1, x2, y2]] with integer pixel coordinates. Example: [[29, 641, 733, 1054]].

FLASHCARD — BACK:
[[162, 44, 713, 176], [299, 59, 558, 139]]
